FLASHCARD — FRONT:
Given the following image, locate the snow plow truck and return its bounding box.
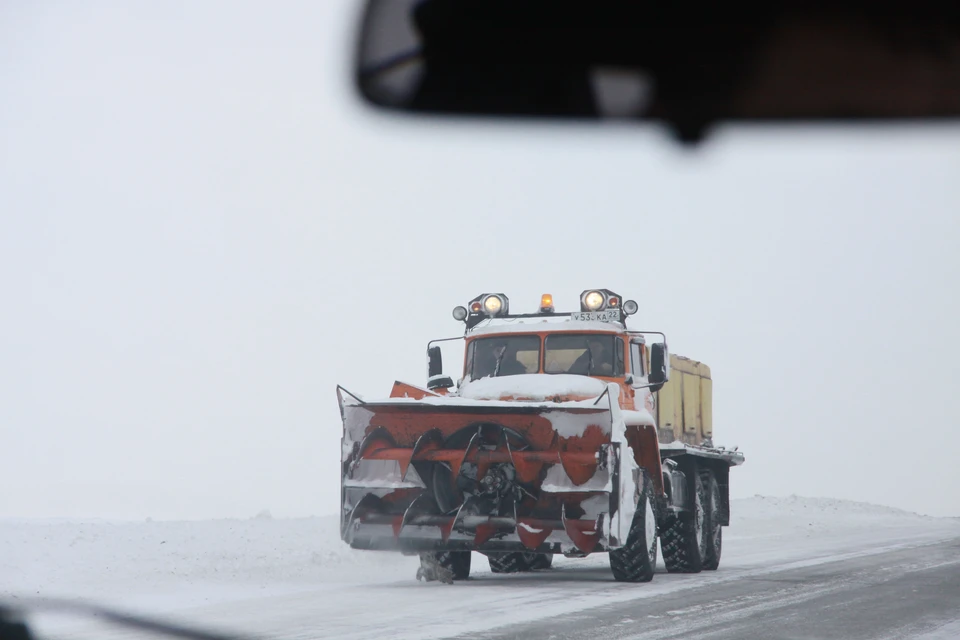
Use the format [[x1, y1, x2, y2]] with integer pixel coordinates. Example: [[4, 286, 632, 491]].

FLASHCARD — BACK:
[[338, 290, 744, 582]]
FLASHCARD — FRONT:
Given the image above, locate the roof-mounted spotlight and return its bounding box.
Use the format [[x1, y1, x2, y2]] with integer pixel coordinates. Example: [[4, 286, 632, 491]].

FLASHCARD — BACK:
[[623, 299, 639, 316], [577, 289, 630, 324], [580, 288, 625, 312], [459, 293, 510, 329], [582, 290, 605, 311], [482, 294, 503, 315]]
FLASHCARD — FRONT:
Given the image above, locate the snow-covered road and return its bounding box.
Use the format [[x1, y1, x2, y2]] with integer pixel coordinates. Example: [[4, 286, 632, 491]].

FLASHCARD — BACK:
[[470, 538, 960, 640], [3, 497, 959, 639]]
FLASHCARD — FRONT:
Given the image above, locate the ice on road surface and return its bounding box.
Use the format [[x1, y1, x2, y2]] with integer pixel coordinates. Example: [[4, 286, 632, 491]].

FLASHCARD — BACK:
[[3, 496, 959, 640]]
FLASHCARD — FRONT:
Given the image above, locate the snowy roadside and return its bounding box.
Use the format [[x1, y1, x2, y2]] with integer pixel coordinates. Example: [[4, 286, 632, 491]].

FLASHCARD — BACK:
[[2, 496, 958, 639], [0, 511, 410, 607]]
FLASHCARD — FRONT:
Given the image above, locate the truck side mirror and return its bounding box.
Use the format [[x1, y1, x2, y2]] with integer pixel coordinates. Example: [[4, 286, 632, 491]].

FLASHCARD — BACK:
[[648, 343, 668, 392], [427, 345, 454, 390]]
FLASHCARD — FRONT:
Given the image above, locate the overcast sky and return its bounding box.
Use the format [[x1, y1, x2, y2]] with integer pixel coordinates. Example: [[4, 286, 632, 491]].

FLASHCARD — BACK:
[[2, 1, 959, 521]]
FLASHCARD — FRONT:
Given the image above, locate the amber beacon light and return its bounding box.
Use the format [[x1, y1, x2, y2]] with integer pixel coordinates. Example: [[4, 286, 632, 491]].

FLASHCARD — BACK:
[[539, 293, 555, 313]]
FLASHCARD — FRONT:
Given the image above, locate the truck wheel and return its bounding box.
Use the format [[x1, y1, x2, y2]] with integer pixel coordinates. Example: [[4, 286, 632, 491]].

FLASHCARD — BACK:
[[701, 468, 723, 570], [661, 466, 707, 573], [525, 552, 553, 570], [418, 551, 471, 582], [487, 552, 552, 573], [609, 470, 657, 582]]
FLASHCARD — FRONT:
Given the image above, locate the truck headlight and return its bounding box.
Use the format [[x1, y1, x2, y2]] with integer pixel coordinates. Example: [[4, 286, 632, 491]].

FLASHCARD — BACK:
[[582, 290, 605, 311], [482, 295, 503, 315]]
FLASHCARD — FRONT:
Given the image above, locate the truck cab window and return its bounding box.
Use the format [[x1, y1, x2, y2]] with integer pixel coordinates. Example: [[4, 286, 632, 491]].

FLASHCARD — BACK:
[[630, 341, 644, 380], [615, 337, 625, 376], [470, 336, 541, 379], [545, 334, 617, 377]]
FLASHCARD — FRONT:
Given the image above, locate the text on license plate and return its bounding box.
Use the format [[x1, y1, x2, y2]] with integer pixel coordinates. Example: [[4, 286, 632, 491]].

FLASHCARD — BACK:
[[570, 310, 619, 322]]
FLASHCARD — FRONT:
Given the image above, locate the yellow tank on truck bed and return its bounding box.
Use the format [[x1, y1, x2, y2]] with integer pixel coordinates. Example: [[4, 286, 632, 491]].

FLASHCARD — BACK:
[[656, 355, 713, 445]]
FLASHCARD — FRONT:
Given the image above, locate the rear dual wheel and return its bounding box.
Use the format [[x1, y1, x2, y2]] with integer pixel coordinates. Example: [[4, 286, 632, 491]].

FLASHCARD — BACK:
[[702, 469, 723, 570], [662, 465, 722, 573]]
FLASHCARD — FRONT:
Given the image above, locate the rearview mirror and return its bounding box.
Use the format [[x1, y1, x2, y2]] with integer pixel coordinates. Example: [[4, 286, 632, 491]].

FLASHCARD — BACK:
[[427, 345, 453, 390], [356, 1, 960, 145], [648, 343, 668, 392]]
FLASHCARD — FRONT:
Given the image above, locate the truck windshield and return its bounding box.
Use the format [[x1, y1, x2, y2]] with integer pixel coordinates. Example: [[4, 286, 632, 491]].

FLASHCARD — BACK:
[[468, 336, 540, 379], [544, 334, 619, 377]]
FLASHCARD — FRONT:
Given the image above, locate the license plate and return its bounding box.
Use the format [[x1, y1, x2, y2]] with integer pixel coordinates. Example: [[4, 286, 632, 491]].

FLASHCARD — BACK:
[[570, 310, 620, 322]]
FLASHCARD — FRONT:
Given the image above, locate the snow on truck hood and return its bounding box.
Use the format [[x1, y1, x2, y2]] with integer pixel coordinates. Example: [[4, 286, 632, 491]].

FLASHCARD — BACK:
[[458, 374, 607, 402]]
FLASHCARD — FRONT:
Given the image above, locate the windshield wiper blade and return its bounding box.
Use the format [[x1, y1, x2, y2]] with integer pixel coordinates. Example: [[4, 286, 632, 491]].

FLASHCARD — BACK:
[[493, 345, 506, 376]]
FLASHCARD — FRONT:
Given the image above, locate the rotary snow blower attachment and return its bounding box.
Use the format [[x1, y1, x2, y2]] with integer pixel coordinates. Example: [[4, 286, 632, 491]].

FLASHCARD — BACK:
[[338, 290, 744, 582]]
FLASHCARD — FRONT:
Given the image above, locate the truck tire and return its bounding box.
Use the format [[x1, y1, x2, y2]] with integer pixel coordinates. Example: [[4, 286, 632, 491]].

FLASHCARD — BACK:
[[701, 468, 723, 570], [524, 552, 553, 570], [661, 465, 707, 573], [487, 552, 552, 573], [418, 551, 471, 582], [609, 469, 657, 582]]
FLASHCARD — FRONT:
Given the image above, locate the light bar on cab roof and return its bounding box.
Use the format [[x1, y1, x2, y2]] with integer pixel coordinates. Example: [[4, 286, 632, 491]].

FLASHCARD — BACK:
[[453, 290, 637, 329]]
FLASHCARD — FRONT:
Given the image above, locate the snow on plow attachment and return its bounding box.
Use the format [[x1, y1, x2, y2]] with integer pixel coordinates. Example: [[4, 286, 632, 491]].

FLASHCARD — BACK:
[[339, 387, 625, 555]]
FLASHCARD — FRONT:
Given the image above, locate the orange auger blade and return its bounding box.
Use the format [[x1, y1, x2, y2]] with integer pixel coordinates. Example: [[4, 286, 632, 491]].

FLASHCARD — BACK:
[[516, 518, 553, 549], [474, 523, 499, 546], [562, 505, 602, 554], [341, 399, 613, 458], [341, 400, 614, 496], [351, 426, 397, 472], [398, 493, 440, 538], [405, 428, 443, 480], [560, 451, 599, 486]]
